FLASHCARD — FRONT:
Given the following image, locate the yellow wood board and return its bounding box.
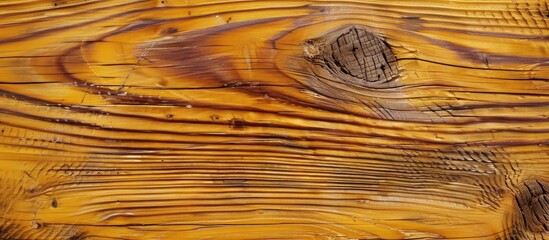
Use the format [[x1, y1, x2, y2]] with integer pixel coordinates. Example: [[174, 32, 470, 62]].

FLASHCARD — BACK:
[[0, 0, 548, 239]]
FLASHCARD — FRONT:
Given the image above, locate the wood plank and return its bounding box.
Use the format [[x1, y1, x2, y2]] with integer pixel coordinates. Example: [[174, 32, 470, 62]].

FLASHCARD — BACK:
[[0, 0, 548, 239]]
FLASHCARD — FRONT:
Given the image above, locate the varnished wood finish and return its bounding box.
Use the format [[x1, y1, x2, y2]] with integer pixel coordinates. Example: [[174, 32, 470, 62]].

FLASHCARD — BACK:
[[1, 0, 549, 239]]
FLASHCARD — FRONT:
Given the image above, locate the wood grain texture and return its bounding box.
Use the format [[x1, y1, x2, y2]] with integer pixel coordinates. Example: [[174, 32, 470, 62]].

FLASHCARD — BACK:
[[0, 0, 548, 239]]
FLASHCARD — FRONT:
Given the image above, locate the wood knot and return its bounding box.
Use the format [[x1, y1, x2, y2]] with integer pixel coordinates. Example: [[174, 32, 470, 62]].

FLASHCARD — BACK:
[[304, 26, 398, 88], [510, 180, 549, 237], [229, 118, 246, 130]]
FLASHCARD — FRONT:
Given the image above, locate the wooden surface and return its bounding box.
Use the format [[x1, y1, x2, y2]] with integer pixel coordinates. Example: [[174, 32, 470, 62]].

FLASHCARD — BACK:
[[1, 0, 549, 239]]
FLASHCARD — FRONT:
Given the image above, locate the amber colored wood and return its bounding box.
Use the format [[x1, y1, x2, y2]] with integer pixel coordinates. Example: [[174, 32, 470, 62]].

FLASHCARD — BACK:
[[1, 0, 549, 239]]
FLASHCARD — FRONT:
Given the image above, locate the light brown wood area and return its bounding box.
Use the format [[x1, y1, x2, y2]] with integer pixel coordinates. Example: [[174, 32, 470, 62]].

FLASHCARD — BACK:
[[1, 0, 549, 239]]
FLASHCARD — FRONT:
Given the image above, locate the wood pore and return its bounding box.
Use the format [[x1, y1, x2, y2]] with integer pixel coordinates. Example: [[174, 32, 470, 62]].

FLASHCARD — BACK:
[[0, 0, 549, 239]]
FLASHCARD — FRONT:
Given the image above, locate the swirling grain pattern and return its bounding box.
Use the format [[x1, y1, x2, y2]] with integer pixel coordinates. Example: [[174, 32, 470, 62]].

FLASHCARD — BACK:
[[0, 0, 548, 239]]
